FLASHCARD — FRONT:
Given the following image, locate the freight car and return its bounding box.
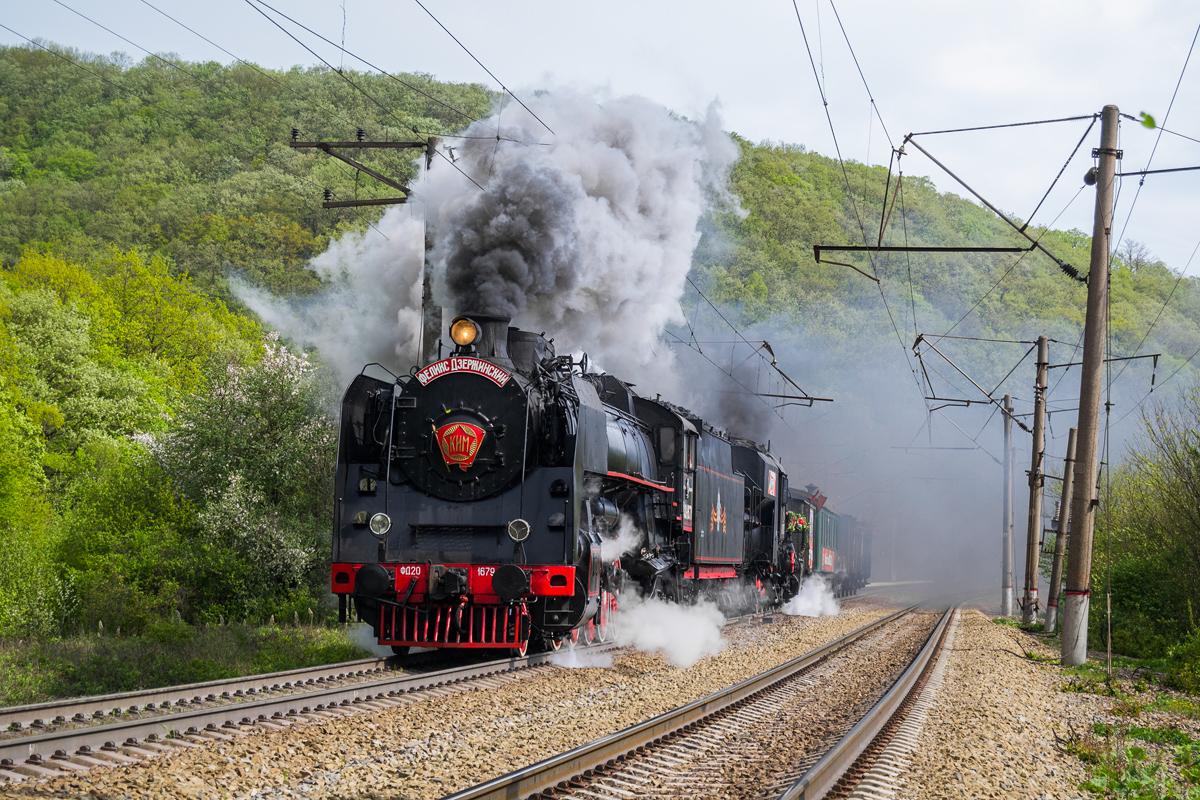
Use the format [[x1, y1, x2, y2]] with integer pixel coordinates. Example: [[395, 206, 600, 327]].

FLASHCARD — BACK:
[[784, 485, 871, 597], [329, 314, 810, 655]]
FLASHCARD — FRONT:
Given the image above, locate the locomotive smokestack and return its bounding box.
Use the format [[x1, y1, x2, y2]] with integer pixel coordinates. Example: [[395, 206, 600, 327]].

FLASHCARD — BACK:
[[464, 313, 513, 368]]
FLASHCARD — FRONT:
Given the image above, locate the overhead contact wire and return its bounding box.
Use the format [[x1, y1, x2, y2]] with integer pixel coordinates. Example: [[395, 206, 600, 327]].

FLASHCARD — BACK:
[[789, 0, 924, 403], [908, 114, 1098, 137], [49, 0, 206, 83], [1109, 20, 1200, 387], [249, 0, 480, 129], [684, 276, 817, 401], [126, 0, 401, 219], [1023, 115, 1097, 229], [940, 184, 1086, 338], [1, 27, 390, 241], [827, 0, 893, 149], [409, 0, 555, 136], [241, 0, 485, 191], [135, 0, 397, 218]]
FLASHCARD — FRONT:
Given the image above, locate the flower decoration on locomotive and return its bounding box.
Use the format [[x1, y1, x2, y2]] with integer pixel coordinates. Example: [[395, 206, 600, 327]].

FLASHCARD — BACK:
[[785, 511, 809, 534]]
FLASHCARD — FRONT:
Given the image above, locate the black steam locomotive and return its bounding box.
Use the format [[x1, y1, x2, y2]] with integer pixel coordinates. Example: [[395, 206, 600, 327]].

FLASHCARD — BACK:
[[331, 314, 865, 654]]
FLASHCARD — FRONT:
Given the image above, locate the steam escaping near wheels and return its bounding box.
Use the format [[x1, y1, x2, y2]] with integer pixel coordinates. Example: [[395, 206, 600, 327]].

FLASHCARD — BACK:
[[609, 593, 727, 668], [599, 516, 644, 562], [782, 576, 839, 617]]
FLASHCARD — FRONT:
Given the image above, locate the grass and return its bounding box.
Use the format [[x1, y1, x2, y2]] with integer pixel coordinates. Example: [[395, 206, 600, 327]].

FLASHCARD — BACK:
[[991, 615, 1045, 633], [1152, 695, 1200, 720], [1093, 722, 1200, 747], [1063, 663, 1122, 697], [1064, 730, 1110, 765], [1025, 648, 1060, 665], [1079, 744, 1196, 799], [1073, 719, 1200, 797], [0, 621, 369, 706]]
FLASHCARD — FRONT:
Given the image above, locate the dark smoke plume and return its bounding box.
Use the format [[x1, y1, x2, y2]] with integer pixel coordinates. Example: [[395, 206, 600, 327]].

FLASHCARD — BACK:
[[441, 163, 580, 318], [422, 88, 741, 389]]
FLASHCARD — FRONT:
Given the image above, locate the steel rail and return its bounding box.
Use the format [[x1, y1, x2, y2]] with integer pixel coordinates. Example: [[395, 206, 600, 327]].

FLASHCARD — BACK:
[[780, 606, 956, 799], [0, 656, 391, 733], [0, 643, 619, 775], [440, 606, 919, 800], [0, 604, 782, 749]]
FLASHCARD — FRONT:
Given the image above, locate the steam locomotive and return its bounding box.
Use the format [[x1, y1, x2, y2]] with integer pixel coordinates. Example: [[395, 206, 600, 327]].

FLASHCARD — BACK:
[[330, 314, 869, 654]]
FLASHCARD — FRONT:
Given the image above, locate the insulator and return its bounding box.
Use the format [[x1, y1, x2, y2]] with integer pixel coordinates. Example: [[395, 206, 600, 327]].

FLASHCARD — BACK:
[[356, 127, 366, 142], [323, 188, 333, 202], [290, 127, 300, 142]]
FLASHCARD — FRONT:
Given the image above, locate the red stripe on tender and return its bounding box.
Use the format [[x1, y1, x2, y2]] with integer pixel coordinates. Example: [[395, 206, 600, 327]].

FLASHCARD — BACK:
[[606, 471, 675, 492], [696, 464, 738, 481], [695, 566, 738, 579]]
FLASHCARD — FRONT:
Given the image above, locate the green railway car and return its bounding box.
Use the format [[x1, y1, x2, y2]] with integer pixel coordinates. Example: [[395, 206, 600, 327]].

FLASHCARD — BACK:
[[784, 484, 871, 597]]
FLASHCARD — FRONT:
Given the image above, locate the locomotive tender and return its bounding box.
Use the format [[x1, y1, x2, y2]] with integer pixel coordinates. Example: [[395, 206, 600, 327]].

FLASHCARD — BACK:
[[331, 314, 867, 654]]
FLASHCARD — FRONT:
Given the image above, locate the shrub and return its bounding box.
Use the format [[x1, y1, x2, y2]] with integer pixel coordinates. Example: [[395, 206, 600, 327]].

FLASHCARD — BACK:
[[1163, 629, 1200, 694]]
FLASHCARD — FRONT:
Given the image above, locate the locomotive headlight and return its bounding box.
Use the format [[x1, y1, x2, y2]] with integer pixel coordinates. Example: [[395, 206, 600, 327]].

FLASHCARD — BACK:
[[507, 518, 531, 542], [369, 512, 392, 536], [449, 317, 480, 347]]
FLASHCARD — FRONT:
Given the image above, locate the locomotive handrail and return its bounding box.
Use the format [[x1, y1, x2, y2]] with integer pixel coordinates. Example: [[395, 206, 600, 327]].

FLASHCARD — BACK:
[[603, 470, 675, 492]]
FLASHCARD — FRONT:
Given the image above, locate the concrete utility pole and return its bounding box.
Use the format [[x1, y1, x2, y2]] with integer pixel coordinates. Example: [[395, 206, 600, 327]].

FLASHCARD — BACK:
[[1022, 336, 1049, 624], [1001, 393, 1015, 617], [1045, 427, 1077, 634], [1063, 104, 1120, 666], [420, 221, 442, 365]]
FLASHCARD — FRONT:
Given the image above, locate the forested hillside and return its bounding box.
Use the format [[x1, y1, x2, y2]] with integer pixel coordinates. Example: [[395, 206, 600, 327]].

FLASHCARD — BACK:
[[0, 44, 489, 640], [708, 139, 1200, 380], [1, 44, 1197, 693]]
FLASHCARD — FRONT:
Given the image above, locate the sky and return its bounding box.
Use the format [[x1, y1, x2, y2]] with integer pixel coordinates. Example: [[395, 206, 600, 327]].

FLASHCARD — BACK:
[[4, 0, 1199, 272]]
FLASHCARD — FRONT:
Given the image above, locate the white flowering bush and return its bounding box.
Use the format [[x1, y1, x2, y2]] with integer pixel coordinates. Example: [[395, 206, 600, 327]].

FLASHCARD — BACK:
[[155, 333, 337, 619], [196, 473, 312, 590]]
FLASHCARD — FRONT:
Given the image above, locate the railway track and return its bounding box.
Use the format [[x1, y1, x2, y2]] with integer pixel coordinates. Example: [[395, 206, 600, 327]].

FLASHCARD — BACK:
[[442, 605, 954, 800], [0, 599, 890, 788], [0, 640, 620, 784], [0, 604, 794, 785], [0, 654, 393, 736]]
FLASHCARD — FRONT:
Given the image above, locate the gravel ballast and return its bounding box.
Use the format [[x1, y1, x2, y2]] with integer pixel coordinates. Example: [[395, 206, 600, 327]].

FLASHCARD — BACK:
[[12, 600, 896, 799], [901, 610, 1094, 800]]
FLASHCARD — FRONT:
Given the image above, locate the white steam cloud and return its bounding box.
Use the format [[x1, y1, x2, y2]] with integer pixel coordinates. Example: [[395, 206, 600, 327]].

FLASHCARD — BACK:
[[781, 576, 839, 617], [549, 646, 615, 669], [599, 516, 643, 562], [235, 88, 739, 392], [611, 592, 726, 668], [234, 213, 425, 384], [346, 622, 398, 657]]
